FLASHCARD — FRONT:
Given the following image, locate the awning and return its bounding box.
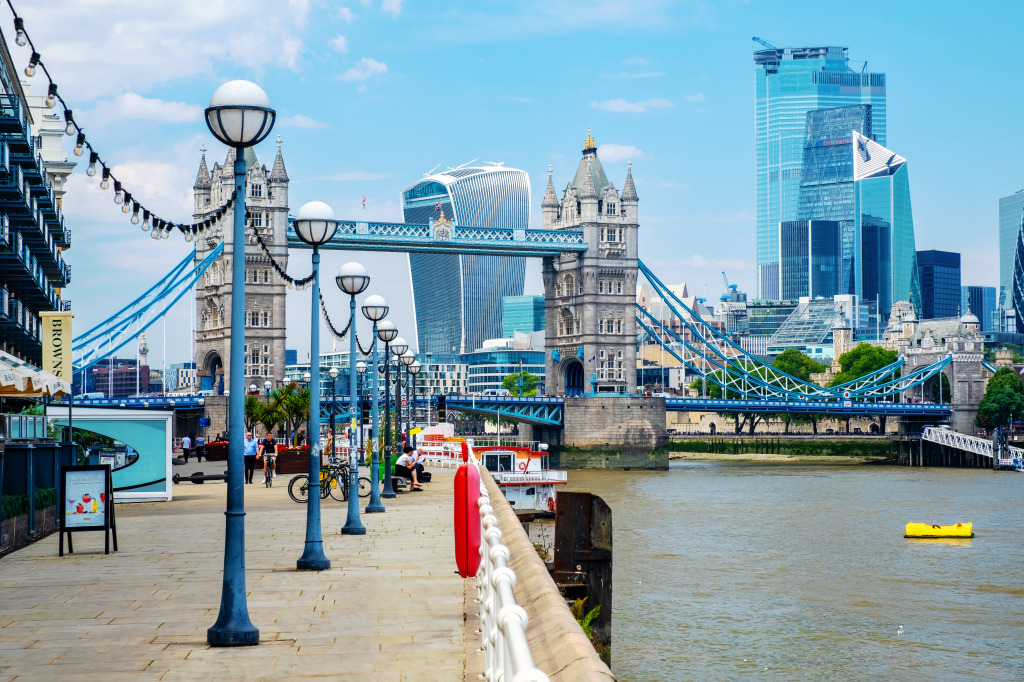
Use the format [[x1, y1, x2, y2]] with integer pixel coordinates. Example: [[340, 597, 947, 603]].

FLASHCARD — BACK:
[[0, 349, 71, 397]]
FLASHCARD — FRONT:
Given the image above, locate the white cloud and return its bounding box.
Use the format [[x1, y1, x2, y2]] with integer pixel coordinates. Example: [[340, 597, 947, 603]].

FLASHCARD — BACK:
[[337, 7, 356, 22], [280, 114, 329, 129], [382, 0, 403, 17], [597, 144, 642, 163], [86, 92, 202, 124], [331, 35, 349, 54], [684, 92, 705, 103], [10, 0, 313, 100], [340, 57, 388, 82], [590, 98, 674, 113]]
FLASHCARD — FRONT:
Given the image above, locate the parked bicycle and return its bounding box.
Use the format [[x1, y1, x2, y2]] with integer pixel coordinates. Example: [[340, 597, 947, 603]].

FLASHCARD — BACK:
[[288, 458, 371, 503]]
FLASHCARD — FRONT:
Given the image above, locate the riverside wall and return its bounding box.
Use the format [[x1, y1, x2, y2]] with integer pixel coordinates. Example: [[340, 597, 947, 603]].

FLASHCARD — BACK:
[[473, 470, 615, 681], [556, 396, 669, 470]]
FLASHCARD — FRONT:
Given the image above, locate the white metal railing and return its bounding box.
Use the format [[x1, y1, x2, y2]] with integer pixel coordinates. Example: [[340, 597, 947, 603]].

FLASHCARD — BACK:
[[476, 469, 549, 682], [493, 470, 568, 484], [922, 426, 1024, 467]]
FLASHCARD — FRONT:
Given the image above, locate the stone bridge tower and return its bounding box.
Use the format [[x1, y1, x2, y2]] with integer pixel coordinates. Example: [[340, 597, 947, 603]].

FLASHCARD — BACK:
[[192, 138, 290, 394], [542, 130, 639, 396]]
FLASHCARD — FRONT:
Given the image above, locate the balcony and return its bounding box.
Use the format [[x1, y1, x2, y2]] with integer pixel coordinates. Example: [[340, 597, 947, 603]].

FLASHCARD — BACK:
[[0, 94, 27, 135]]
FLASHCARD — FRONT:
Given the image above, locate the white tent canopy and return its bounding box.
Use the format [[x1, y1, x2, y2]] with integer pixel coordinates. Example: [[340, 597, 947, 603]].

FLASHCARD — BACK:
[[0, 349, 71, 397]]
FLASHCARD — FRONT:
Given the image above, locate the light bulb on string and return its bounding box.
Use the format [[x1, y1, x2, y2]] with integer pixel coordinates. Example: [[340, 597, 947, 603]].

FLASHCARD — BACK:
[[45, 84, 56, 109], [142, 210, 150, 232], [63, 110, 74, 135], [121, 192, 131, 212], [113, 182, 122, 204], [150, 226, 161, 240], [14, 18, 26, 46], [130, 201, 140, 224], [100, 168, 110, 190], [86, 152, 98, 177], [24, 52, 39, 78], [73, 133, 85, 157]]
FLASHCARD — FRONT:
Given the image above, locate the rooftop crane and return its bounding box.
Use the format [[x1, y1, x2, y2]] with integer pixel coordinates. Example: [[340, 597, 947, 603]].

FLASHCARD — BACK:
[[752, 36, 778, 50]]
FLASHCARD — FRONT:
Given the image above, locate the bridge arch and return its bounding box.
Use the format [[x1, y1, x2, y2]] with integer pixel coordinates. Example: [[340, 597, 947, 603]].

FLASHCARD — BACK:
[[563, 358, 584, 396], [200, 350, 224, 394]]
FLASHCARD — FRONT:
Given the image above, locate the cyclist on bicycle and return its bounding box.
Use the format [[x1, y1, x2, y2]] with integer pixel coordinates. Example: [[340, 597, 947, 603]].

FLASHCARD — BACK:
[[259, 431, 277, 484]]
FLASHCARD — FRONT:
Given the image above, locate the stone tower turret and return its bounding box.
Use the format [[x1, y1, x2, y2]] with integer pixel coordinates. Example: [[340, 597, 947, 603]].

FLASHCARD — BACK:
[[541, 164, 559, 228], [193, 146, 211, 213]]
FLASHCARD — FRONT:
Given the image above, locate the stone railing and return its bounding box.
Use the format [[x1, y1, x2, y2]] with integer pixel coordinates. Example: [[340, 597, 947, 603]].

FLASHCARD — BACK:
[[476, 470, 614, 681]]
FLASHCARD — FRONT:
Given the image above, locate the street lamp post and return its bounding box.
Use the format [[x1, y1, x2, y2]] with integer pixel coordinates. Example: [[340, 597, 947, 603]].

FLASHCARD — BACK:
[[361, 296, 388, 512], [390, 337, 409, 452], [204, 79, 275, 648], [292, 201, 340, 571], [337, 263, 370, 535], [263, 379, 272, 396], [401, 350, 416, 446], [408, 360, 421, 448], [328, 367, 339, 459], [356, 361, 367, 465], [377, 322, 398, 499]]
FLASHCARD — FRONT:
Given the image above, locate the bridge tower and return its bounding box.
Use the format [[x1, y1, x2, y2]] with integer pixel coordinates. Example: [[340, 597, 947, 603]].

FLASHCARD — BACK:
[[542, 130, 639, 395], [191, 138, 290, 395]]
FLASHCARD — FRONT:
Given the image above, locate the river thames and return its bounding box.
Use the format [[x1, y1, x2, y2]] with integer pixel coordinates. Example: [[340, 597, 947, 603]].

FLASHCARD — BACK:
[[564, 462, 1024, 681]]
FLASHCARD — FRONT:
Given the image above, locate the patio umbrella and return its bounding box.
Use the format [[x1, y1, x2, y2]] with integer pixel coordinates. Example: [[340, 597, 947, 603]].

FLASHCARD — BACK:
[[0, 349, 71, 397]]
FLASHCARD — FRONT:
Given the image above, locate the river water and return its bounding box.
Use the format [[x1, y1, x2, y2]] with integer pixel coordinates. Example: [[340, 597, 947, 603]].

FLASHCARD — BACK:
[[563, 461, 1024, 681]]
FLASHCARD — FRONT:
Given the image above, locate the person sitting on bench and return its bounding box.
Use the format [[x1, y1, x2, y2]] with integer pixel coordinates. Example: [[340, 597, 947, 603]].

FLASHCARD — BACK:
[[394, 447, 423, 491]]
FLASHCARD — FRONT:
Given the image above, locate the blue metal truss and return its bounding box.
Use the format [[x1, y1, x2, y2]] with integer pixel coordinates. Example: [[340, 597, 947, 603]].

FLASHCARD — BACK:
[[444, 395, 564, 426], [286, 219, 586, 257]]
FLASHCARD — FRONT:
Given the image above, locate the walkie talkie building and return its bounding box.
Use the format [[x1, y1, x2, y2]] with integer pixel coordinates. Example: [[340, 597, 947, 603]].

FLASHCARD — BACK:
[[402, 165, 530, 354]]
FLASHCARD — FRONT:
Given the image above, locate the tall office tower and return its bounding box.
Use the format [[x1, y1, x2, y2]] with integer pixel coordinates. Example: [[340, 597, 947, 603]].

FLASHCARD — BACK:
[[502, 295, 545, 337], [961, 285, 996, 332], [916, 250, 961, 319], [755, 45, 885, 300], [778, 220, 842, 300], [852, 131, 920, 319], [401, 166, 530, 354], [998, 191, 1024, 309]]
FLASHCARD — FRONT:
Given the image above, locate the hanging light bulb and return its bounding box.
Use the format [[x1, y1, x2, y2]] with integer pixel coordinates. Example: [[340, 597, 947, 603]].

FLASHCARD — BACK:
[[45, 83, 57, 109], [122, 193, 132, 213], [185, 229, 194, 243], [63, 110, 75, 135], [100, 167, 110, 190], [24, 52, 39, 78], [151, 226, 161, 240], [131, 201, 140, 224], [73, 133, 85, 157], [142, 210, 150, 232], [14, 18, 26, 47], [163, 226, 171, 239], [113, 181, 122, 204], [86, 152, 98, 177]]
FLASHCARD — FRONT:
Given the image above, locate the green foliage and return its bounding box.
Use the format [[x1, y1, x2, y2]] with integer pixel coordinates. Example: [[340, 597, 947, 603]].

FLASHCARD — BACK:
[[931, 373, 951, 404], [668, 438, 892, 457], [1, 488, 58, 519], [772, 348, 827, 382], [502, 370, 539, 396], [570, 597, 601, 638], [829, 343, 898, 388], [985, 366, 1023, 395], [19, 403, 43, 415], [243, 395, 264, 433], [976, 367, 1024, 429]]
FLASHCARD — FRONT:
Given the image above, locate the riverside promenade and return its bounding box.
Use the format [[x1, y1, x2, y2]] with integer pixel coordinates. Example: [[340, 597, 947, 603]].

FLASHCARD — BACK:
[[0, 466, 466, 680]]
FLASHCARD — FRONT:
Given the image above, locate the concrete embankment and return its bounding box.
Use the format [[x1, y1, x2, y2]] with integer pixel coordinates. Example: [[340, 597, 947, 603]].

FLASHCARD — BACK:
[[468, 471, 614, 681], [669, 435, 895, 464]]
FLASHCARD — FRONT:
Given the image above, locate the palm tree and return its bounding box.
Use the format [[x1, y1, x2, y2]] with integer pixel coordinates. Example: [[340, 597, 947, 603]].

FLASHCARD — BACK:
[[244, 395, 264, 433], [283, 387, 311, 447]]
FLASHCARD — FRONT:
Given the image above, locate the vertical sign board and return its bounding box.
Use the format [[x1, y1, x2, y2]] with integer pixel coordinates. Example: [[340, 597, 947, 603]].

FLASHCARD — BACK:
[[59, 465, 117, 556], [40, 311, 73, 380]]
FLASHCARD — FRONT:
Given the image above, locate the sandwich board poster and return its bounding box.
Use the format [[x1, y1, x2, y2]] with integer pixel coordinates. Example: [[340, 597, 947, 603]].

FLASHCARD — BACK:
[[59, 465, 117, 556]]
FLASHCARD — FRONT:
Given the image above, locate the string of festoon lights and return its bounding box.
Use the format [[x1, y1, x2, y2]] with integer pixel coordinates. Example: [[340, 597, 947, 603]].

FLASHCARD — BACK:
[[6, 1, 235, 241], [319, 291, 374, 358]]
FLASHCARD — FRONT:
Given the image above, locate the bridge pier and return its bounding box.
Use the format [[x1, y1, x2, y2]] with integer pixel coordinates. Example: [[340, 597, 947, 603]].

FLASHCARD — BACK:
[[557, 396, 668, 470]]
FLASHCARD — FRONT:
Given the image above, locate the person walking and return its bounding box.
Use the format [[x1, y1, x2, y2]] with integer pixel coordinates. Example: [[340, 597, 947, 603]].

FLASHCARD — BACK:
[[194, 433, 206, 462], [243, 431, 259, 484], [181, 433, 192, 463]]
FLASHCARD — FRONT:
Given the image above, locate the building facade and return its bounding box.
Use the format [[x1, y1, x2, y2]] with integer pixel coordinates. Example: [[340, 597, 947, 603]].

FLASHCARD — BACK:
[[502, 295, 545, 337], [0, 35, 72, 365], [961, 285, 996, 333], [917, 250, 961, 319], [779, 219, 842, 300], [998, 190, 1024, 310], [852, 131, 920, 319], [543, 131, 639, 395], [401, 165, 530, 355], [754, 44, 885, 299], [192, 139, 290, 394]]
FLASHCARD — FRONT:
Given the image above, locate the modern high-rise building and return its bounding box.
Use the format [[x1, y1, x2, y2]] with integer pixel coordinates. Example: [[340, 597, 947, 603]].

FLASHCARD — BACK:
[[754, 44, 885, 300], [916, 250, 961, 319], [501, 295, 545, 337], [961, 285, 996, 332], [853, 131, 920, 319], [779, 220, 842, 300], [998, 191, 1024, 309], [401, 166, 530, 355]]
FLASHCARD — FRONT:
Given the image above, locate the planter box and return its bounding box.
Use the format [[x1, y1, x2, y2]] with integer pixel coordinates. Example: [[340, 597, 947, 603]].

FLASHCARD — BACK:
[[276, 448, 311, 475], [13, 514, 28, 547], [33, 506, 56, 535], [204, 442, 228, 461], [1, 516, 12, 552]]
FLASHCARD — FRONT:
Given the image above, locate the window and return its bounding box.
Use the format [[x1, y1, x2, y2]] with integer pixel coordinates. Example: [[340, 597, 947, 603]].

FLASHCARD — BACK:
[[615, 280, 623, 294], [251, 212, 263, 228], [555, 281, 562, 297], [251, 184, 263, 198], [598, 280, 605, 294], [607, 203, 616, 215], [615, 320, 622, 334], [600, 227, 606, 241], [578, 280, 584, 295], [599, 320, 605, 333], [263, 270, 269, 283]]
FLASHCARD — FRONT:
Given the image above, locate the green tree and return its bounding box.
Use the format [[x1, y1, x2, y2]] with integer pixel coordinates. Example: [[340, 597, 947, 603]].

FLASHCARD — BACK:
[[772, 348, 827, 382], [282, 387, 311, 446], [930, 373, 951, 404], [502, 370, 539, 396], [829, 343, 899, 388], [976, 366, 1024, 430], [243, 395, 264, 433]]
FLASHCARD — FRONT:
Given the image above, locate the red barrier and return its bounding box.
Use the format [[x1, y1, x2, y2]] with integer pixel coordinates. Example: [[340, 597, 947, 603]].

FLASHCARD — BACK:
[[461, 440, 470, 463], [454, 463, 482, 578]]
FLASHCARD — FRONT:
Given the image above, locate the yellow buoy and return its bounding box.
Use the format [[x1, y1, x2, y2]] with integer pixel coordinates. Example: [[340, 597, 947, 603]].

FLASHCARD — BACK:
[[905, 522, 974, 538]]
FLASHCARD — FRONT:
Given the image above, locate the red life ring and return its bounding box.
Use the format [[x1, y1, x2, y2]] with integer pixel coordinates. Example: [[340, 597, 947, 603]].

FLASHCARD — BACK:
[[518, 460, 529, 472], [453, 464, 481, 578], [547, 496, 556, 512], [460, 441, 470, 463]]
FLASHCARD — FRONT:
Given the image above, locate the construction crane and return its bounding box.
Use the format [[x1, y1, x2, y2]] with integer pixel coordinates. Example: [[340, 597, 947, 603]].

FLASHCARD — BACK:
[[752, 36, 778, 50], [721, 271, 738, 293]]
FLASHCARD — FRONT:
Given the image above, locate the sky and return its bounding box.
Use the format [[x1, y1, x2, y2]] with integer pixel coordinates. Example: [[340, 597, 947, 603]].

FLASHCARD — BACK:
[[11, 0, 1024, 370]]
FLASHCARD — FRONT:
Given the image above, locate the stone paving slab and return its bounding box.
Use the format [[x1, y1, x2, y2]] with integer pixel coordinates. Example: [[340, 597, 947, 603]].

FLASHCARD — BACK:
[[0, 467, 465, 680]]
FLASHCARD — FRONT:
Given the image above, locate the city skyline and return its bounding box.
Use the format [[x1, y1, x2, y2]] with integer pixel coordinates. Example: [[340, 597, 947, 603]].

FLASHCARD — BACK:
[[9, 1, 1023, 366]]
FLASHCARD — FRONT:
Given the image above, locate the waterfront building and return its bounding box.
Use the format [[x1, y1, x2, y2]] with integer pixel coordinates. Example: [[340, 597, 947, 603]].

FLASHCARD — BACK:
[[998, 190, 1024, 309], [961, 285, 996, 333], [502, 295, 545, 337], [852, 131, 920, 320], [767, 295, 857, 360], [415, 354, 467, 396], [401, 165, 530, 355], [754, 44, 885, 299], [167, 362, 197, 392], [917, 250, 961, 319], [465, 340, 545, 395], [543, 130, 639, 395], [192, 138, 290, 394], [0, 38, 73, 365], [779, 220, 842, 300]]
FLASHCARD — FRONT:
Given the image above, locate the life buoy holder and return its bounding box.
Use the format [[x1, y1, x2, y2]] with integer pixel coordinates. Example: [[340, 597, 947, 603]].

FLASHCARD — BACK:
[[548, 496, 556, 512]]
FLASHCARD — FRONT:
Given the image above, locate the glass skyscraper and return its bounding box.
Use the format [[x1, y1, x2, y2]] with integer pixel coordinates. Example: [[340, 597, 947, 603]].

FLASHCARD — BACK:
[[402, 166, 530, 354], [852, 131, 920, 318], [779, 220, 842, 300], [998, 190, 1024, 309], [501, 295, 545, 337], [755, 45, 885, 300], [916, 250, 961, 319], [962, 285, 996, 332]]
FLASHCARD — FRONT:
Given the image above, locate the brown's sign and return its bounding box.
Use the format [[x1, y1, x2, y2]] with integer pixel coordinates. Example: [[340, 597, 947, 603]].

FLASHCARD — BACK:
[[40, 311, 73, 379]]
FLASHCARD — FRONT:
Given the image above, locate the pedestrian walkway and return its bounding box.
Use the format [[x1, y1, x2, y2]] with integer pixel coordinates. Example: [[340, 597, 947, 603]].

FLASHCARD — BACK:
[[0, 467, 464, 680]]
